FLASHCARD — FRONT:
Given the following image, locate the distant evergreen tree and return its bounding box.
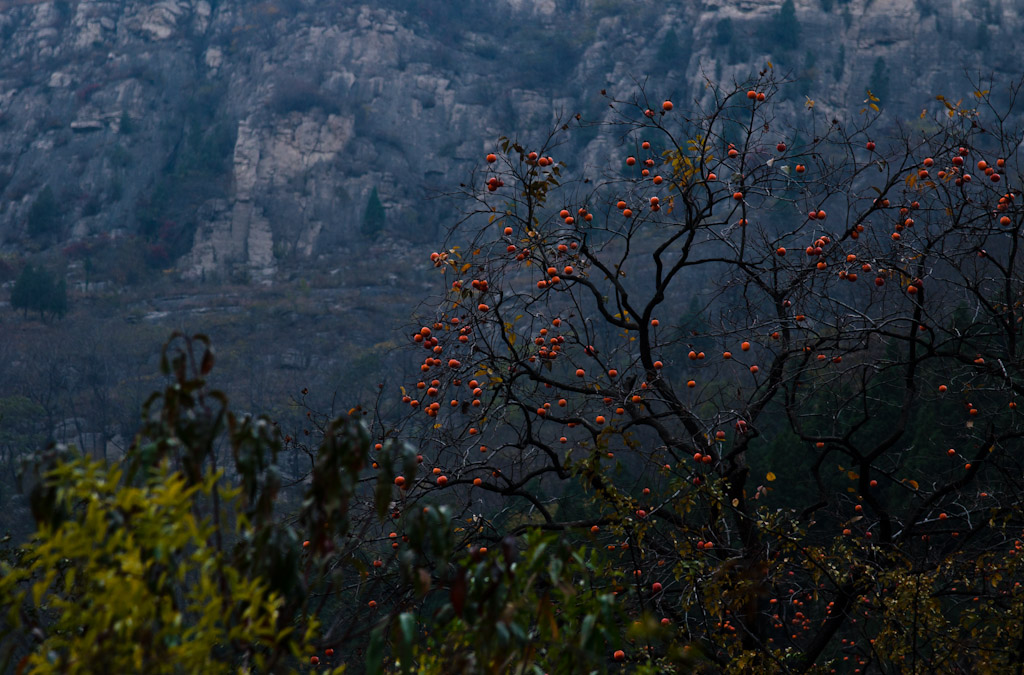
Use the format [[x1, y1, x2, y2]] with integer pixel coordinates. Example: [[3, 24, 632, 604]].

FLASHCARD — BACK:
[[119, 110, 134, 135], [10, 265, 35, 317], [716, 18, 745, 63], [361, 188, 386, 238], [974, 22, 990, 50], [770, 0, 800, 52], [655, 28, 684, 68], [27, 186, 59, 238], [10, 264, 67, 320], [869, 57, 890, 103], [715, 18, 733, 46], [833, 45, 846, 81], [799, 50, 817, 96], [49, 276, 68, 319]]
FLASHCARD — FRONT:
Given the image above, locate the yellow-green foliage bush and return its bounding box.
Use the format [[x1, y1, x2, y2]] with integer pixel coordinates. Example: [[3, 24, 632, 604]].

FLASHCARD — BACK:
[[1, 457, 337, 674]]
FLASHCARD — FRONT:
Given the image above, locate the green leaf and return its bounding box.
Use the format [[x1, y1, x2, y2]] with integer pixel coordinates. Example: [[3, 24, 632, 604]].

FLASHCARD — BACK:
[[365, 625, 386, 675], [399, 612, 416, 646], [397, 612, 416, 674], [580, 613, 596, 648]]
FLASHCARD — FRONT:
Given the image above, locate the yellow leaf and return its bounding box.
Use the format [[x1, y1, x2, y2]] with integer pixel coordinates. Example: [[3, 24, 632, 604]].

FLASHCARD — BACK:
[[32, 578, 49, 606], [766, 472, 777, 482], [805, 97, 815, 109], [847, 471, 859, 480], [869, 103, 879, 112], [460, 262, 471, 273]]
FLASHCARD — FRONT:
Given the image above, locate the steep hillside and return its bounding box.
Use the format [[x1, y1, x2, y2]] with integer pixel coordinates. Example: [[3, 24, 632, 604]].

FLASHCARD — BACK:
[[1, 0, 1021, 282]]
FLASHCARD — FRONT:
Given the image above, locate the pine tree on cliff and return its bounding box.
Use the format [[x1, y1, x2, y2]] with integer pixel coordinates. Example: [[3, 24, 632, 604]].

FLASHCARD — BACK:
[[771, 0, 800, 52], [11, 264, 67, 320], [361, 188, 386, 238], [870, 57, 890, 103], [27, 186, 59, 238]]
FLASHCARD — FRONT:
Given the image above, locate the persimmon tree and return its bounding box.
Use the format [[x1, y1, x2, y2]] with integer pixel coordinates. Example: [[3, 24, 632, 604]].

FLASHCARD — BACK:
[[372, 71, 1024, 673]]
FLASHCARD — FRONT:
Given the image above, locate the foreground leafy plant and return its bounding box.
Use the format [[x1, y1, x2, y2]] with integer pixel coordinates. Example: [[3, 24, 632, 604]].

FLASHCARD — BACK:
[[1, 333, 343, 674], [1, 458, 323, 674]]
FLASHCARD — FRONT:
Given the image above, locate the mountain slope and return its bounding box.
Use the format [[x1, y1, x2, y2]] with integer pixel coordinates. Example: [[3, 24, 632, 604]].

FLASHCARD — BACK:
[[0, 0, 1020, 281]]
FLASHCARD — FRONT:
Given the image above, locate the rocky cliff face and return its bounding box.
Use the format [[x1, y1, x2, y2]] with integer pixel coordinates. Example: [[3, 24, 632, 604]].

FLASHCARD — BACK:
[[0, 0, 1021, 281]]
